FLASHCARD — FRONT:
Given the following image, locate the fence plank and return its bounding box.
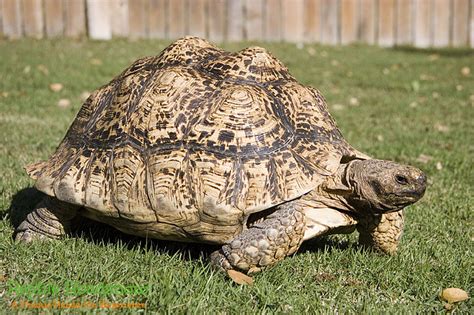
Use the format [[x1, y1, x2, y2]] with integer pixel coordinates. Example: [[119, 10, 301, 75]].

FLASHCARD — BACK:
[[3, 0, 22, 38], [208, 0, 226, 42], [148, 0, 166, 38], [110, 0, 129, 37], [169, 0, 186, 39], [264, 0, 281, 41], [245, 0, 264, 40], [87, 0, 111, 40], [282, 0, 304, 43], [22, 0, 43, 38], [304, 0, 321, 42], [432, 0, 449, 47], [321, 0, 339, 44], [189, 0, 206, 38], [471, 0, 474, 47], [358, 0, 375, 44], [378, 0, 395, 46], [341, 0, 358, 44], [129, 0, 147, 38], [44, 0, 64, 37], [227, 0, 243, 41], [64, 0, 86, 38], [0, 0, 3, 37], [414, 0, 432, 47], [396, 0, 413, 45], [452, 0, 469, 46]]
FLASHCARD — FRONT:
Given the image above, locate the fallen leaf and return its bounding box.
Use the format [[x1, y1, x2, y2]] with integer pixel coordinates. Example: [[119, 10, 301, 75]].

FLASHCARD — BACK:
[[411, 80, 420, 92], [461, 67, 471, 76], [436, 162, 443, 170], [306, 47, 316, 56], [57, 98, 71, 108], [432, 92, 440, 99], [440, 288, 469, 304], [1, 92, 9, 98], [428, 54, 440, 61], [37, 64, 49, 75], [416, 154, 433, 164], [470, 94, 474, 102], [332, 104, 345, 111], [331, 60, 339, 67], [382, 68, 390, 75], [377, 135, 384, 142], [420, 74, 435, 81], [349, 97, 359, 106], [456, 84, 464, 91], [23, 65, 31, 74], [409, 101, 418, 108], [434, 123, 450, 133], [227, 270, 253, 285], [90, 58, 103, 65], [49, 83, 63, 92]]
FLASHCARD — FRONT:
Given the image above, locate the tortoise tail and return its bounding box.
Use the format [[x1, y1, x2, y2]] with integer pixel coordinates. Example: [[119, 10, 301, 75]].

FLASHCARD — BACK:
[[25, 161, 48, 180]]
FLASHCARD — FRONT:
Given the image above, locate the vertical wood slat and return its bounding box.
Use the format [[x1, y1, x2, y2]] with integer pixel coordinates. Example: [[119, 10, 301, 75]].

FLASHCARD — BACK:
[[149, 0, 166, 39], [129, 0, 147, 38], [110, 0, 129, 37], [44, 0, 64, 37], [64, 0, 86, 38], [452, 0, 470, 46], [321, 0, 339, 44], [471, 0, 474, 47], [341, 0, 357, 44], [22, 0, 43, 38], [359, 0, 376, 44], [245, 0, 264, 40], [378, 0, 395, 46], [227, 0, 243, 41], [304, 0, 321, 42], [87, 0, 111, 40], [414, 0, 432, 47], [208, 0, 226, 42], [168, 0, 186, 39], [432, 0, 450, 47], [264, 0, 281, 41], [396, 0, 413, 45], [282, 0, 304, 43], [189, 0, 206, 38], [0, 0, 3, 37], [3, 0, 22, 38]]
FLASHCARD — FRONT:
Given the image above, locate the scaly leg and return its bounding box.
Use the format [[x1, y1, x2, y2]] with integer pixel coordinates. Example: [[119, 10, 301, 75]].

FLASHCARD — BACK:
[[357, 210, 404, 255], [210, 200, 306, 274], [15, 196, 79, 242]]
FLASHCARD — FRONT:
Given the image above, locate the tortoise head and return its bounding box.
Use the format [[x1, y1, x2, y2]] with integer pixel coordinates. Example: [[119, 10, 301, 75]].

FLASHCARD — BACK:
[[346, 159, 427, 213]]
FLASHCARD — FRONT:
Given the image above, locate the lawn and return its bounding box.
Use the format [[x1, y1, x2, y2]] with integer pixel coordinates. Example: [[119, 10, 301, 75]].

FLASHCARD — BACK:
[[0, 39, 472, 313]]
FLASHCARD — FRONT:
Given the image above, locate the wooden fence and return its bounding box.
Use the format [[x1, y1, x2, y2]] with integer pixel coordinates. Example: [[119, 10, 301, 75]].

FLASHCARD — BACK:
[[1, 0, 473, 47]]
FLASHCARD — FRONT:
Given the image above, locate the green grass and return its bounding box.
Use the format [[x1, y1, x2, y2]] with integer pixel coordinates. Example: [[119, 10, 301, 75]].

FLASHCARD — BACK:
[[0, 39, 473, 313]]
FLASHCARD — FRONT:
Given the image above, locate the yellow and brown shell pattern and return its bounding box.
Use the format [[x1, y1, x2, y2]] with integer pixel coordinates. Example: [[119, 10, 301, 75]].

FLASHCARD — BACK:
[[27, 37, 366, 244]]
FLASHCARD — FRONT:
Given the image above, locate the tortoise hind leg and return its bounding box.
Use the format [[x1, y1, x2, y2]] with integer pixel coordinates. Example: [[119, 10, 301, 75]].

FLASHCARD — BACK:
[[14, 196, 79, 242], [210, 200, 306, 274]]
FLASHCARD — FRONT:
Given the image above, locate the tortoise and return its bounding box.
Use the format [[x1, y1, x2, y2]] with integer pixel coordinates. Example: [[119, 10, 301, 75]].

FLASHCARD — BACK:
[[15, 37, 427, 274]]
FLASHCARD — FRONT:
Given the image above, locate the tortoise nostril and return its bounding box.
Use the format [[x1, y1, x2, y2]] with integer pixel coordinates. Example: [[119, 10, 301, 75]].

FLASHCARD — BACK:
[[395, 175, 409, 185]]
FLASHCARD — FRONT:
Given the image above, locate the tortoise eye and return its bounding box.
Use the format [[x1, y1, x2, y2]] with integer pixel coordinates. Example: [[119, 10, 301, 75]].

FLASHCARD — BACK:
[[395, 175, 409, 185]]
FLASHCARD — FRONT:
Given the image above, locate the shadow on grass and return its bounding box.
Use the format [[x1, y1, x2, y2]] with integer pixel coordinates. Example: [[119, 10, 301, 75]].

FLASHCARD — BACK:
[[7, 187, 353, 263], [391, 45, 474, 57]]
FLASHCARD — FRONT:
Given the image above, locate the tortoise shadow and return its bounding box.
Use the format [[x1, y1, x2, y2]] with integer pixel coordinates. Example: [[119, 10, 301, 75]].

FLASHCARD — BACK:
[[7, 187, 354, 262]]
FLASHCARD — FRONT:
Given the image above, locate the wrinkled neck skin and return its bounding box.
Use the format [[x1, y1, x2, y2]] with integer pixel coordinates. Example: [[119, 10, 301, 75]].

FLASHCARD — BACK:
[[301, 160, 374, 216]]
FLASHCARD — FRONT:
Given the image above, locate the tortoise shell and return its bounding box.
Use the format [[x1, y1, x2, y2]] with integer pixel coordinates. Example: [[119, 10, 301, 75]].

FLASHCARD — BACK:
[[27, 37, 367, 243]]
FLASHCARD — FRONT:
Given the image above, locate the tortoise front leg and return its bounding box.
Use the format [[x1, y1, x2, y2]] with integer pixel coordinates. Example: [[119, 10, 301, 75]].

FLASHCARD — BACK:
[[14, 196, 79, 242], [210, 200, 306, 274], [357, 210, 404, 255]]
